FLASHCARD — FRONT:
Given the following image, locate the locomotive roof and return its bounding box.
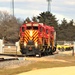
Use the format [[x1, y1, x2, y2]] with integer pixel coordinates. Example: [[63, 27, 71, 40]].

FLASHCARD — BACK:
[[21, 22, 55, 31]]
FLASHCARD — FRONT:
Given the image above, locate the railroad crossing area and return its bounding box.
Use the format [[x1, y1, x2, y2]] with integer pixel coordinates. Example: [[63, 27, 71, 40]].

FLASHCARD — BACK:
[[0, 39, 75, 57]]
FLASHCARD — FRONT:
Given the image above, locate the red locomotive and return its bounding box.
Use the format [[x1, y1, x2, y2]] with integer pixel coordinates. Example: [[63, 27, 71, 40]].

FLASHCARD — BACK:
[[19, 22, 56, 56]]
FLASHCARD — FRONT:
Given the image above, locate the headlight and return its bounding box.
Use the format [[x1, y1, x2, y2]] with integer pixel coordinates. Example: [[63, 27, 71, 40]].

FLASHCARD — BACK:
[[30, 30, 33, 37], [35, 42, 38, 48], [24, 42, 27, 47]]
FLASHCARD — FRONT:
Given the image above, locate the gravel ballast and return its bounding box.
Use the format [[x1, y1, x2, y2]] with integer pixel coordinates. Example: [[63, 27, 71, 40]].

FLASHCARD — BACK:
[[0, 58, 35, 69]]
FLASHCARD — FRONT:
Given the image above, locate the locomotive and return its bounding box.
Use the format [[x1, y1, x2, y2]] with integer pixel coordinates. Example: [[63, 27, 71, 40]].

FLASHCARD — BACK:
[[19, 22, 56, 56]]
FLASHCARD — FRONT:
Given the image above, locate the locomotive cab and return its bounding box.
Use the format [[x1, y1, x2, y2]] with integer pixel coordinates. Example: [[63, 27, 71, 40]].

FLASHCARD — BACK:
[[20, 22, 41, 56]]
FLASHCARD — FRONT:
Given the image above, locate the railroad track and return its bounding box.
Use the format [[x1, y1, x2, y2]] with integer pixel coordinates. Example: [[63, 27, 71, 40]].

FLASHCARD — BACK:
[[0, 57, 18, 62], [0, 53, 23, 57]]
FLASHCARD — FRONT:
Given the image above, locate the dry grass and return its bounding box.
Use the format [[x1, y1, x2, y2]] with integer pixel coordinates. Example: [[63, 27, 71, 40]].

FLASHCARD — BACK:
[[0, 55, 75, 75], [54, 55, 75, 62]]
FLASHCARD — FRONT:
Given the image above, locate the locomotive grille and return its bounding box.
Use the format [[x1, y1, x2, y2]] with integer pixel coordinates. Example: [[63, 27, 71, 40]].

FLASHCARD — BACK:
[[24, 30, 38, 44]]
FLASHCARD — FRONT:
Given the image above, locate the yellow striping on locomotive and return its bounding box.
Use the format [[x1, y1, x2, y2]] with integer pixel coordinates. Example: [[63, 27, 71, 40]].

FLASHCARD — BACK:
[[23, 30, 38, 44]]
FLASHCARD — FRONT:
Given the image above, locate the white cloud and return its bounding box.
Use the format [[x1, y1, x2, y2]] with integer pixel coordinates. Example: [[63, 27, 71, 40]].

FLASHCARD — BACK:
[[0, 7, 42, 18], [0, 7, 11, 13], [0, 0, 25, 2], [65, 1, 75, 5], [25, 0, 42, 2], [64, 0, 75, 5], [0, 0, 44, 2], [53, 13, 71, 23], [0, 0, 10, 2], [14, 8, 42, 18], [0, 7, 72, 23]]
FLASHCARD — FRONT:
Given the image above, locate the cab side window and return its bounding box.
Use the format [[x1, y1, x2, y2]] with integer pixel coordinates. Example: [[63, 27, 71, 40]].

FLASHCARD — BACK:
[[46, 29, 48, 34], [40, 27, 43, 32], [22, 27, 25, 32], [51, 31, 54, 35]]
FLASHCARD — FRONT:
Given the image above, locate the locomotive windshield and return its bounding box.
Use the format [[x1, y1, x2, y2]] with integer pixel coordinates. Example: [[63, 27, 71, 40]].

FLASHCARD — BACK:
[[27, 26, 38, 30], [33, 26, 38, 30], [27, 26, 32, 29]]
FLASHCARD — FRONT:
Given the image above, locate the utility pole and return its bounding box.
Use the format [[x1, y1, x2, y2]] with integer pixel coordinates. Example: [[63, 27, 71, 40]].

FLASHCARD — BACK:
[[12, 0, 14, 17], [47, 0, 52, 12]]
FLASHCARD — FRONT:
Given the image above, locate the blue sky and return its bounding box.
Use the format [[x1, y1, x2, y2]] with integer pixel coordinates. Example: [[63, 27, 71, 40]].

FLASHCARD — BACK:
[[0, 0, 75, 23]]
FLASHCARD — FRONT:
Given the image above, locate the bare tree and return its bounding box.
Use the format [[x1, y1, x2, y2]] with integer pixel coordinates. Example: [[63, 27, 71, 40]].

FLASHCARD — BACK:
[[0, 11, 22, 43]]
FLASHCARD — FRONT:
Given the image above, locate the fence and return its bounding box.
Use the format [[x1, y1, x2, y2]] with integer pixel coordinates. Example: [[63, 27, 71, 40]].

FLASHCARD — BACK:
[[57, 41, 75, 56], [0, 40, 20, 55], [0, 40, 75, 56], [0, 39, 4, 53], [57, 41, 74, 45], [57, 41, 74, 50]]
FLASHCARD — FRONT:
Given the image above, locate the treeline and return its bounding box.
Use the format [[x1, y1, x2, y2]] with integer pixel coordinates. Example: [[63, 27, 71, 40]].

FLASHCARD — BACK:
[[0, 11, 75, 43]]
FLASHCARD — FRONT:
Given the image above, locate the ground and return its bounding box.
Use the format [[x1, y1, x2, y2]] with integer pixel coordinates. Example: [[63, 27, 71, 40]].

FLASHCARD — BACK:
[[17, 66, 75, 75], [0, 50, 75, 75], [17, 51, 75, 75]]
